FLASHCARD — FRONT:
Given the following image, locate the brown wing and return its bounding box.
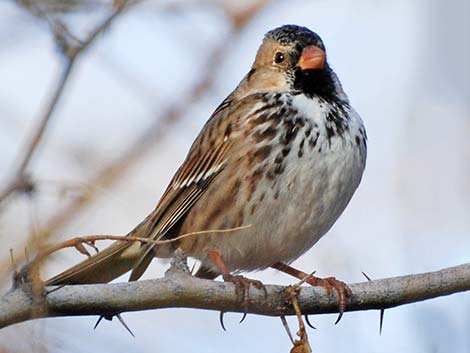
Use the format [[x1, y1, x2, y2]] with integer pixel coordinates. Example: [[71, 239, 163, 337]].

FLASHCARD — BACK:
[[47, 97, 236, 285], [47, 93, 265, 285], [128, 96, 236, 280]]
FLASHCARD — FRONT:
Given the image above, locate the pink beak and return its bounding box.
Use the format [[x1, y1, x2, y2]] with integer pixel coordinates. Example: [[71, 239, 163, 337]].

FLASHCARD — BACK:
[[299, 45, 326, 70]]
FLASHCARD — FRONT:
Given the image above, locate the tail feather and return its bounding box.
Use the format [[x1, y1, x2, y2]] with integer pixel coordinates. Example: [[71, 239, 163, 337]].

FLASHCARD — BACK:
[[129, 250, 154, 282], [45, 240, 142, 286], [45, 214, 171, 286]]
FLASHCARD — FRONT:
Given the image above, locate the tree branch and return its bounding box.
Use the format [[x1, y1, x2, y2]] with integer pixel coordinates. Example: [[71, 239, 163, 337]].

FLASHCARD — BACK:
[[1, 263, 468, 330]]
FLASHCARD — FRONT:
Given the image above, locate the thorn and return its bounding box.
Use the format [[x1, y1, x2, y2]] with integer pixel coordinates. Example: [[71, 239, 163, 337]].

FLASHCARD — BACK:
[[362, 271, 385, 334], [116, 314, 135, 337], [379, 309, 385, 335], [219, 311, 227, 331], [239, 312, 247, 324], [94, 314, 135, 337], [280, 316, 294, 344], [93, 316, 104, 329], [361, 271, 372, 281], [304, 315, 316, 330]]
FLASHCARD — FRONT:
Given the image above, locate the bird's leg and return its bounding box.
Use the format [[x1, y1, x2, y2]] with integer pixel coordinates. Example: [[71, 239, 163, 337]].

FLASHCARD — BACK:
[[271, 262, 352, 324], [208, 249, 265, 311]]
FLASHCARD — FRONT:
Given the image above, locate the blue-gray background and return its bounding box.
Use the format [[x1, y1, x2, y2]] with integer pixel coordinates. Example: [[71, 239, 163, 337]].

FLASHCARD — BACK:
[[0, 0, 468, 352]]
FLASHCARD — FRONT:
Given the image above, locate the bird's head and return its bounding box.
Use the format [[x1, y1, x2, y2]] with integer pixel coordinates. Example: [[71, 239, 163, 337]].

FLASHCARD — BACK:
[[240, 25, 345, 102]]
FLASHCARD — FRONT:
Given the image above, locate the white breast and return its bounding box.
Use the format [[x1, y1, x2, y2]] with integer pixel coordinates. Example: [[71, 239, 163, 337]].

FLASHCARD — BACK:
[[209, 93, 367, 272]]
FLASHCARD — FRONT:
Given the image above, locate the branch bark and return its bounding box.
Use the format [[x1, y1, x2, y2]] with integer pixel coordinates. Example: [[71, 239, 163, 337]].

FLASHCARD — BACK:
[[1, 263, 469, 330]]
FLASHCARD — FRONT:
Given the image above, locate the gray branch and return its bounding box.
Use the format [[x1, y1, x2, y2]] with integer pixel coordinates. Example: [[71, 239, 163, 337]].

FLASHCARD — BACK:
[[1, 263, 469, 329]]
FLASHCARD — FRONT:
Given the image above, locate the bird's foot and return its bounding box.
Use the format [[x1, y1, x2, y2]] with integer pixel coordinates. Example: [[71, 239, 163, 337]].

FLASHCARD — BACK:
[[222, 273, 265, 309], [304, 275, 352, 324], [271, 262, 351, 324], [208, 249, 266, 319], [218, 274, 266, 330]]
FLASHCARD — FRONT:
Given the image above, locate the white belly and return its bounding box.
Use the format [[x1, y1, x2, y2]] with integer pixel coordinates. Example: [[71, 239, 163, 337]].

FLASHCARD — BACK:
[[200, 95, 367, 272]]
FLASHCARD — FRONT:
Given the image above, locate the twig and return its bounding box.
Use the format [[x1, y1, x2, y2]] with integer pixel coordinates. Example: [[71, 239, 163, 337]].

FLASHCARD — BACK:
[[16, 60, 73, 175], [32, 225, 251, 262], [0, 263, 469, 330], [287, 286, 311, 353], [0, 0, 133, 204]]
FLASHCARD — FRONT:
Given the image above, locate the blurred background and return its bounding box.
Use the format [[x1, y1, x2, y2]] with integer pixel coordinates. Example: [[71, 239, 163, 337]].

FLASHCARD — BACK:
[[0, 0, 468, 352]]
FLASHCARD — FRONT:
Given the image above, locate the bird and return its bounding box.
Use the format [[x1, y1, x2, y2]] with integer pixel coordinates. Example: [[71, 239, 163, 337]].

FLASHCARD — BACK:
[[46, 24, 367, 318]]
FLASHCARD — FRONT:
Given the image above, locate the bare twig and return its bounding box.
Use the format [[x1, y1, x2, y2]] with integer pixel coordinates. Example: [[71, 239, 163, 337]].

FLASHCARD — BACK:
[[31, 225, 251, 263], [287, 285, 311, 353], [15, 60, 72, 176], [0, 263, 468, 330], [0, 0, 133, 204]]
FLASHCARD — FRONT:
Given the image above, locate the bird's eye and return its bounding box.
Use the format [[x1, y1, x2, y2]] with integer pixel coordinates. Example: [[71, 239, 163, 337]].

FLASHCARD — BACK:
[[274, 52, 285, 64]]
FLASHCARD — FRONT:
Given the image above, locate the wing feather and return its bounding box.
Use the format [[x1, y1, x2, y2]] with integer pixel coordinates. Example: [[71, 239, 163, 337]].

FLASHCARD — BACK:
[[128, 98, 236, 279], [47, 93, 270, 284]]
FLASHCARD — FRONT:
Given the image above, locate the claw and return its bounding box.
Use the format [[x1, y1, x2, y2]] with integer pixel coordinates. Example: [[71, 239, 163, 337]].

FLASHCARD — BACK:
[[334, 311, 343, 325], [223, 273, 265, 315], [208, 249, 265, 323], [304, 315, 316, 329], [219, 311, 227, 331], [239, 312, 247, 324], [304, 276, 351, 324], [271, 262, 351, 324]]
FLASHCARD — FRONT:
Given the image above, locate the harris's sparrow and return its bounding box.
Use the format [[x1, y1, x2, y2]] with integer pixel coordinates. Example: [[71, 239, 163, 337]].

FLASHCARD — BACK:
[[47, 25, 367, 317]]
